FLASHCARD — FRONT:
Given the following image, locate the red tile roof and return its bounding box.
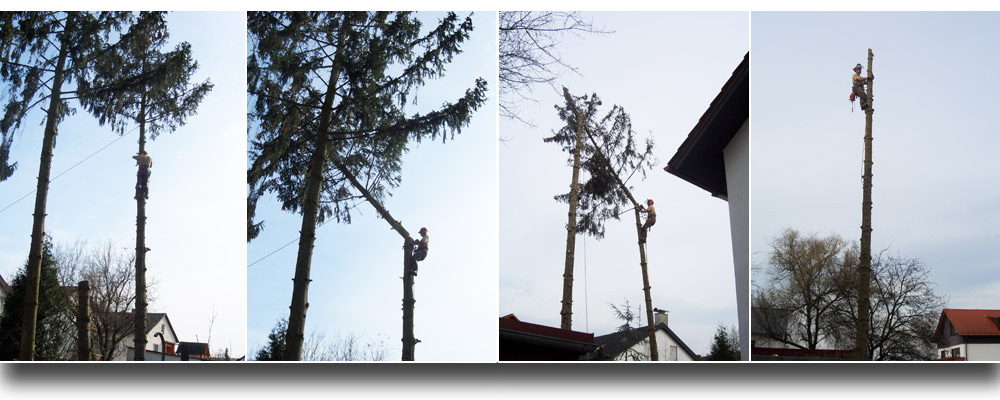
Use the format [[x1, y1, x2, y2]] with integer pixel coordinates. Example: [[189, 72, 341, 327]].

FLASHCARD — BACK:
[[499, 314, 594, 344], [939, 309, 1000, 336]]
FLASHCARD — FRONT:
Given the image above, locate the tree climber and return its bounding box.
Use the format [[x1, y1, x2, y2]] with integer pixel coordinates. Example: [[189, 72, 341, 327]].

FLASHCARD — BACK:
[[638, 199, 656, 243], [850, 63, 873, 111], [412, 227, 429, 276], [132, 150, 152, 200]]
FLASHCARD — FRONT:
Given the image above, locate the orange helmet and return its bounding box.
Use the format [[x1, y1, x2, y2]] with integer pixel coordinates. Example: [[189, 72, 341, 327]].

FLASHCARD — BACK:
[[647, 199, 654, 205], [419, 227, 427, 234], [853, 63, 862, 72]]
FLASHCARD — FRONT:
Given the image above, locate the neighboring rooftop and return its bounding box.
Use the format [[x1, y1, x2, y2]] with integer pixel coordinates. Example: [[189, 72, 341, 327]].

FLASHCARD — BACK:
[[592, 322, 698, 361], [935, 309, 1000, 337], [499, 314, 596, 361]]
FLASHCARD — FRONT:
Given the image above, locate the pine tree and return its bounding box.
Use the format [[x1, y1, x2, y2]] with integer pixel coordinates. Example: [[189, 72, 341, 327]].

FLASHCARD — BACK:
[[548, 87, 658, 357], [0, 11, 138, 360], [247, 11, 487, 361], [79, 11, 212, 360], [254, 317, 287, 361], [707, 324, 739, 361], [0, 235, 72, 360]]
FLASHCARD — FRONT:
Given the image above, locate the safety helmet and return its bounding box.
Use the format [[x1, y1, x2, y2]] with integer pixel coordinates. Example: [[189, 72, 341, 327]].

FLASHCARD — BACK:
[[853, 63, 862, 71], [419, 227, 427, 234], [647, 199, 654, 205], [140, 150, 148, 155]]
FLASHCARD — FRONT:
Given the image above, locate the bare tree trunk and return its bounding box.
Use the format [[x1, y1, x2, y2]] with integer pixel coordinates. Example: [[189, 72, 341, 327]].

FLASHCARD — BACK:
[[133, 72, 149, 361], [20, 15, 71, 361], [559, 110, 585, 331], [334, 162, 418, 361], [283, 22, 350, 361], [77, 280, 91, 361], [856, 48, 875, 361], [580, 128, 659, 360]]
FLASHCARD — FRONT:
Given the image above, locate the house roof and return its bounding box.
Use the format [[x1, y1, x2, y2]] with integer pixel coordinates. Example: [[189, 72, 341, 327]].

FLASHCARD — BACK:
[[177, 342, 210, 357], [935, 309, 1000, 337], [664, 52, 749, 199], [121, 312, 179, 340], [593, 322, 698, 360], [499, 314, 597, 360]]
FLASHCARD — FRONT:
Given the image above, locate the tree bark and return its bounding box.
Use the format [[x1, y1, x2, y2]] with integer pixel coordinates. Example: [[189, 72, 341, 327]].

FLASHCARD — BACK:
[[856, 48, 875, 361], [76, 280, 92, 361], [334, 162, 418, 361], [559, 107, 585, 331], [283, 21, 350, 361], [133, 56, 149, 360], [19, 14, 72, 361]]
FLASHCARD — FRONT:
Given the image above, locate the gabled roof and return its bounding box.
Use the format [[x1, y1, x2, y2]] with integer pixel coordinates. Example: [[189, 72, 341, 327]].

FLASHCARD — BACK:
[[665, 52, 749, 199], [935, 309, 1000, 337], [593, 323, 698, 360], [121, 312, 179, 340]]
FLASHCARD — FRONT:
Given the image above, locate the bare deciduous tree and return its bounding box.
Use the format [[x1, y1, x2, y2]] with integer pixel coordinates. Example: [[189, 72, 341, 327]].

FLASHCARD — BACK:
[[55, 239, 156, 361], [498, 11, 610, 124]]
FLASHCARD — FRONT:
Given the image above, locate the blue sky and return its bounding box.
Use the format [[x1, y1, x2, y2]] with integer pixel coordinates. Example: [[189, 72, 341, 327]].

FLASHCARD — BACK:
[[245, 12, 498, 361], [499, 12, 749, 356], [751, 12, 1000, 311], [0, 12, 247, 357]]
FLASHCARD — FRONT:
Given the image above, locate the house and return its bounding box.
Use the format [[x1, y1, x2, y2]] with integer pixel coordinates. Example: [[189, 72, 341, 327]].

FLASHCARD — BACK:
[[664, 52, 749, 360], [932, 308, 1000, 361], [499, 314, 597, 361], [0, 273, 9, 313], [751, 306, 793, 349], [589, 310, 698, 361], [117, 312, 182, 361]]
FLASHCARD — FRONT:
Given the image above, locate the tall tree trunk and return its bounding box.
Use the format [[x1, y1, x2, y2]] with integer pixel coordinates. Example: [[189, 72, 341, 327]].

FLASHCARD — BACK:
[[856, 48, 875, 360], [133, 86, 148, 360], [559, 111, 585, 330], [334, 162, 418, 361], [582, 129, 659, 360], [19, 14, 72, 361], [283, 21, 350, 361], [76, 280, 92, 361]]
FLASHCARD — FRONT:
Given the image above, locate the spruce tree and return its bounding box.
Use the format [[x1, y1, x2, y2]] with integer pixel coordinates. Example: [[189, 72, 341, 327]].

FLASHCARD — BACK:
[[0, 11, 137, 360], [0, 235, 72, 360], [79, 11, 212, 360], [247, 11, 487, 361], [254, 317, 287, 361], [548, 87, 657, 356]]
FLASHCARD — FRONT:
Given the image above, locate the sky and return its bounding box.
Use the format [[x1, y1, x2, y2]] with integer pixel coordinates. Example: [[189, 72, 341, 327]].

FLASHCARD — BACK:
[[245, 12, 498, 362], [751, 12, 1000, 313], [499, 12, 749, 356], [0, 12, 247, 358]]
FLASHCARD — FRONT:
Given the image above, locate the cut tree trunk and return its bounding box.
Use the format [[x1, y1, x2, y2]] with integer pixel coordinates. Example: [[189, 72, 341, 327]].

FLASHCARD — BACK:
[[77, 280, 92, 361], [856, 48, 875, 361], [559, 107, 585, 331]]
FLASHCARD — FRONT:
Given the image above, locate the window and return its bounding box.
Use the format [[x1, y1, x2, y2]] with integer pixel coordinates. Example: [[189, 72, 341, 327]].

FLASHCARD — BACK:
[[669, 346, 678, 361], [153, 344, 159, 352], [951, 348, 961, 358]]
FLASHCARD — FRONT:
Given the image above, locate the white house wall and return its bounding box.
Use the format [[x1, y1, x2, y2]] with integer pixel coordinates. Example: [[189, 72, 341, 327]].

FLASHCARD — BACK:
[[616, 330, 696, 361], [966, 343, 1000, 361], [723, 120, 749, 361]]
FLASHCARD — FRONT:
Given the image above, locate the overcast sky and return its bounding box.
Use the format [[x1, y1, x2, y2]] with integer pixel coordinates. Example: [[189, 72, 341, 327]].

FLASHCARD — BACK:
[[499, 12, 749, 356], [0, 12, 246, 357], [751, 12, 1000, 311], [245, 12, 498, 362]]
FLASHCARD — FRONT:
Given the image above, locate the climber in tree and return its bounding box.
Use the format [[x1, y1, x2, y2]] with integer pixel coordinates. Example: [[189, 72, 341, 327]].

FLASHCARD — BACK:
[[412, 227, 429, 276], [132, 150, 152, 200], [639, 199, 656, 243], [638, 199, 656, 243], [851, 63, 873, 111]]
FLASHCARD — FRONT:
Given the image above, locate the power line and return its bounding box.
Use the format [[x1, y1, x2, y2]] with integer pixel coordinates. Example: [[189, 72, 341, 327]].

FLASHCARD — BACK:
[[0, 126, 138, 215], [247, 218, 332, 269]]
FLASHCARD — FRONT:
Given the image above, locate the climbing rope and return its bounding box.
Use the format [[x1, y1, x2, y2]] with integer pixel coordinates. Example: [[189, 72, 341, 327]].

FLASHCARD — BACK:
[[0, 125, 138, 215]]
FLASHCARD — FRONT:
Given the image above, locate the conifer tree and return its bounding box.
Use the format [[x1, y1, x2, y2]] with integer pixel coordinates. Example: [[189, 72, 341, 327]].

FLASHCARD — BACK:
[[79, 11, 212, 360], [548, 87, 657, 357], [0, 235, 72, 360], [0, 11, 137, 360], [247, 11, 487, 361]]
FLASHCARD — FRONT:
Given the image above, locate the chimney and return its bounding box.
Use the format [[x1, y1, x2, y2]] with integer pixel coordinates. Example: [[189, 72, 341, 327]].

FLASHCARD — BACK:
[[654, 308, 668, 326]]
